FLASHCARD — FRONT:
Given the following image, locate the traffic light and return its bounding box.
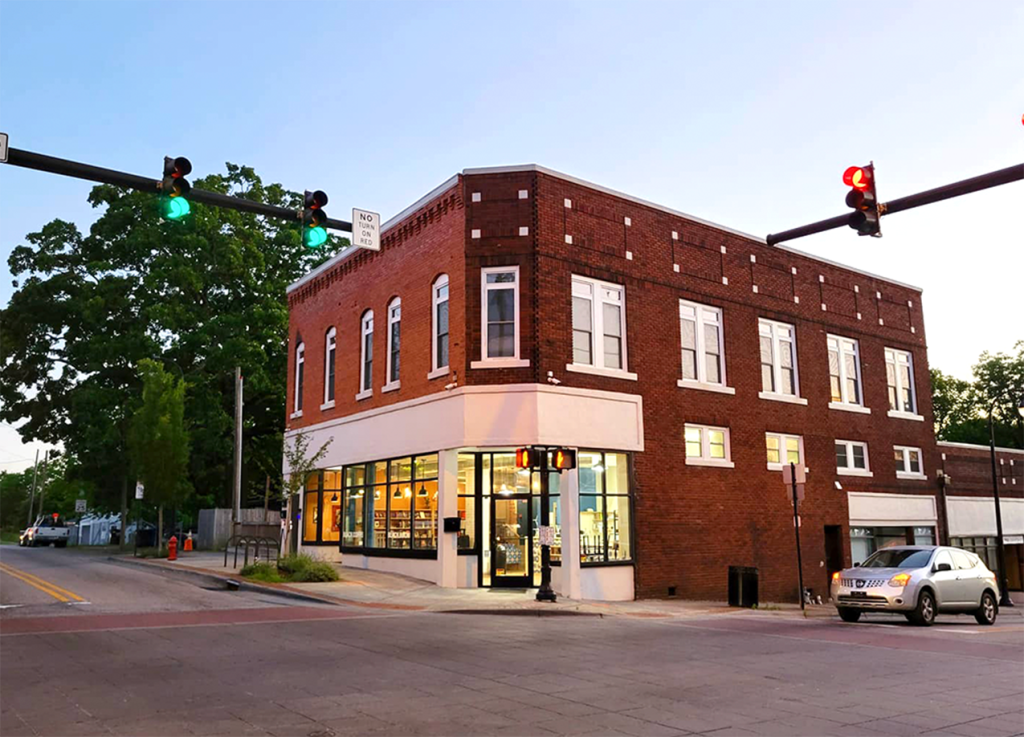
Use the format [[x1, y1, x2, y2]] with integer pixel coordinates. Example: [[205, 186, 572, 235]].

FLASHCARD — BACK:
[[552, 448, 577, 471], [160, 156, 192, 220], [843, 163, 881, 237], [516, 447, 577, 470], [516, 447, 541, 469], [302, 190, 329, 248]]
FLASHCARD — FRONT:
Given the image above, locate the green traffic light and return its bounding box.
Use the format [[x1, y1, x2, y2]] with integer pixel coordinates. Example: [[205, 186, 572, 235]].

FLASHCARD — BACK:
[[163, 197, 191, 220], [304, 226, 327, 248]]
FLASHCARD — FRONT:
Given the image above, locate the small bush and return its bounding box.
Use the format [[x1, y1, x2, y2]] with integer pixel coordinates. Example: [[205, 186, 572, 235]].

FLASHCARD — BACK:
[[276, 553, 314, 576], [290, 559, 339, 582], [241, 561, 284, 583]]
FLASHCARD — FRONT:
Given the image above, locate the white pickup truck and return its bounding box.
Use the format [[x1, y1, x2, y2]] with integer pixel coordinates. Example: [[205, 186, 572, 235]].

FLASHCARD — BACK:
[[19, 515, 70, 547]]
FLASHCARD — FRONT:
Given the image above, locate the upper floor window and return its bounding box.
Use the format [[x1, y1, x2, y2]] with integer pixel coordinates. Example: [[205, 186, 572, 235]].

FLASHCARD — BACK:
[[294, 341, 305, 414], [359, 311, 373, 396], [324, 328, 336, 405], [481, 266, 520, 361], [766, 432, 803, 470], [432, 275, 449, 373], [828, 335, 862, 407], [894, 445, 925, 479], [680, 301, 725, 386], [684, 424, 734, 468], [759, 319, 799, 398], [885, 348, 918, 415], [570, 275, 633, 377], [386, 298, 401, 386], [836, 440, 871, 476]]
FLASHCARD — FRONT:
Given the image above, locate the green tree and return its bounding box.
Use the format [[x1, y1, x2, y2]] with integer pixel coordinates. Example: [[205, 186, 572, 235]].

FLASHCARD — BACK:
[[281, 431, 332, 553], [127, 359, 190, 546], [0, 469, 31, 532], [930, 369, 978, 439], [1, 165, 346, 543]]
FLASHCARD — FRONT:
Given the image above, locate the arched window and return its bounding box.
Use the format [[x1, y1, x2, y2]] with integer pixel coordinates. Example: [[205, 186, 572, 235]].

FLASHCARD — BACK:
[[294, 340, 305, 413], [386, 298, 401, 386], [359, 310, 374, 396], [324, 327, 336, 404], [431, 275, 449, 374]]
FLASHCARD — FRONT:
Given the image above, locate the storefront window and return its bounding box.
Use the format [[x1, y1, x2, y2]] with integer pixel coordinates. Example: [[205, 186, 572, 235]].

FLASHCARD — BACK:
[[342, 487, 364, 546], [414, 481, 438, 549], [912, 527, 934, 545], [321, 469, 342, 543], [951, 537, 999, 577], [457, 454, 477, 551], [303, 491, 319, 543], [579, 451, 632, 564]]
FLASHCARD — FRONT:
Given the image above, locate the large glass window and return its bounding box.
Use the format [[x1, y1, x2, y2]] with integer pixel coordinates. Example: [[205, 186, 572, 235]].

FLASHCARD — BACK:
[[679, 300, 725, 385], [571, 275, 628, 373], [759, 318, 798, 397], [457, 454, 478, 551], [294, 340, 305, 413], [359, 311, 373, 394], [835, 440, 870, 475], [302, 472, 319, 543], [827, 335, 862, 406], [579, 451, 632, 564], [321, 469, 342, 543], [324, 328, 336, 404], [432, 275, 450, 372], [885, 348, 918, 414], [482, 267, 520, 361], [894, 446, 925, 478], [684, 424, 733, 467], [766, 432, 803, 469]]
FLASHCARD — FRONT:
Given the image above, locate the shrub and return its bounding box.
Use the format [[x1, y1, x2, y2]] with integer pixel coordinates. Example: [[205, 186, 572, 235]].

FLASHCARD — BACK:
[[275, 553, 313, 576], [240, 561, 284, 583], [290, 559, 339, 583]]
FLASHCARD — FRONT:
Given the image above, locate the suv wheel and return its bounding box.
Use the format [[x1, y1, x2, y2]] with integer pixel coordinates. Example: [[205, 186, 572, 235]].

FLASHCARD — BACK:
[[909, 590, 936, 626], [837, 607, 861, 623], [974, 592, 997, 626]]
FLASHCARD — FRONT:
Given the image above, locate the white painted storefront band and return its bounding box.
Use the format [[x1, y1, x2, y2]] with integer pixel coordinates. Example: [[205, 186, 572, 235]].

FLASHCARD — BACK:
[[847, 491, 937, 527], [945, 496, 1024, 537]]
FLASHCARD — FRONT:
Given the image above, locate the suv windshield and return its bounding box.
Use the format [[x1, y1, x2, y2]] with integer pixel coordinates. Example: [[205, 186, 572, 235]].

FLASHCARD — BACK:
[[861, 549, 933, 568]]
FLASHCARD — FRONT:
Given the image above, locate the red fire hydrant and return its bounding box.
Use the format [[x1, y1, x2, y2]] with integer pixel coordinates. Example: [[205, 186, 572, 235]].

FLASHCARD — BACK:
[[168, 535, 178, 561]]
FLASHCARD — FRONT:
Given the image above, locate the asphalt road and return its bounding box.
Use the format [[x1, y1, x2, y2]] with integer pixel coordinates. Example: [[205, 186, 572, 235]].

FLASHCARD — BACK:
[[2, 546, 1023, 737]]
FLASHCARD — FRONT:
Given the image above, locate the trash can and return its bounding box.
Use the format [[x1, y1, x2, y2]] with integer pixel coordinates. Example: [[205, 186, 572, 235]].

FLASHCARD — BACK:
[[728, 566, 759, 608]]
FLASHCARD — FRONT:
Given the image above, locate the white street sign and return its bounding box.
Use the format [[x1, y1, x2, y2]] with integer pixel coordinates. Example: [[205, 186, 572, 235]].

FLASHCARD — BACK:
[[0, 132, 8, 164], [75, 499, 87, 513], [781, 463, 806, 486], [352, 208, 381, 251], [1005, 535, 1024, 545], [135, 482, 145, 500]]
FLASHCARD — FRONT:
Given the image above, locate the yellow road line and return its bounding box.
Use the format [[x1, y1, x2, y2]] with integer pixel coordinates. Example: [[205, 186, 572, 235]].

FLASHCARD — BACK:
[[0, 562, 83, 603]]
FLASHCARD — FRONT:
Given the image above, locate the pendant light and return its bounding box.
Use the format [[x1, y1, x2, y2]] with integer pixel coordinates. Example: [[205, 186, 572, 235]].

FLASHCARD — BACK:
[[417, 485, 428, 497]]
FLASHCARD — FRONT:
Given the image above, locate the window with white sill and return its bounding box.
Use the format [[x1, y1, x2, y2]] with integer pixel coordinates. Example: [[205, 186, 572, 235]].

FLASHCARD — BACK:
[[828, 335, 862, 406], [759, 319, 799, 397], [294, 341, 305, 413], [685, 424, 732, 465], [481, 267, 520, 361], [432, 275, 449, 372], [894, 446, 924, 477], [680, 300, 725, 386], [324, 328, 336, 404], [571, 275, 627, 372], [359, 310, 373, 394], [836, 440, 870, 474], [387, 298, 401, 384], [885, 348, 917, 414], [766, 432, 803, 468]]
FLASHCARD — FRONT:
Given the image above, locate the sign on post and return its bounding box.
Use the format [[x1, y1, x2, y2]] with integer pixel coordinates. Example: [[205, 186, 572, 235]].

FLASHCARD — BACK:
[[75, 499, 87, 514], [0, 132, 8, 164], [351, 208, 381, 251], [781, 464, 806, 503], [135, 482, 145, 500]]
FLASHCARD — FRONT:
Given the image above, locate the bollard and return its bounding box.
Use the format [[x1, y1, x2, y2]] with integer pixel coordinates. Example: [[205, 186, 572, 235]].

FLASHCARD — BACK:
[[168, 535, 178, 561], [184, 531, 193, 552]]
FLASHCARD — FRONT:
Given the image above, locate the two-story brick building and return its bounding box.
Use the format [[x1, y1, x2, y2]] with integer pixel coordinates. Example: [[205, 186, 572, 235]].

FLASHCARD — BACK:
[[284, 164, 955, 602]]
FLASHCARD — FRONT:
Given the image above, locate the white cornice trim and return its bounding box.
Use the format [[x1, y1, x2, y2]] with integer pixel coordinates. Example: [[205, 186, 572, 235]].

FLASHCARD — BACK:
[[938, 440, 1024, 455]]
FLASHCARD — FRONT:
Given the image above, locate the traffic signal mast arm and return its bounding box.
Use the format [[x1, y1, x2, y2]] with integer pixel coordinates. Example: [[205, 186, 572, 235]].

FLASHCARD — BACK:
[[4, 147, 354, 233], [766, 162, 1023, 246]]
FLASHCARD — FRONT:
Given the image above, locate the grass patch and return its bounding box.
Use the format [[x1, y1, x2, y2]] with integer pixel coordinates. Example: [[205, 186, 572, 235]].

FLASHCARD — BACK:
[[240, 561, 285, 583], [238, 554, 340, 584], [1, 530, 21, 545]]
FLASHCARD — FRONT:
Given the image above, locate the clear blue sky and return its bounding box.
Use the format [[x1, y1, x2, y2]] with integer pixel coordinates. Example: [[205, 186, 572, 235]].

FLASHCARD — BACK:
[[1, 1, 1022, 470]]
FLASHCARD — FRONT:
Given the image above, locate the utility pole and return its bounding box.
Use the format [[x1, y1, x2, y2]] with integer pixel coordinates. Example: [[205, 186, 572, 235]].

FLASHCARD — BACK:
[[232, 367, 244, 529], [36, 451, 50, 516], [26, 449, 39, 526]]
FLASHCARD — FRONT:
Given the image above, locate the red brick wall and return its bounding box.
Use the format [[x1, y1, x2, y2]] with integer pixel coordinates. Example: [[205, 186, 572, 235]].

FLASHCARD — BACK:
[[939, 442, 1024, 498]]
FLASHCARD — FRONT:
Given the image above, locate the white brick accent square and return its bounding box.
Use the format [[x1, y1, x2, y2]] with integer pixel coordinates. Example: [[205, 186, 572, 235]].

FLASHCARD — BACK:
[[722, 276, 729, 285], [878, 318, 884, 325], [518, 190, 528, 199], [752, 285, 759, 293], [791, 266, 797, 275], [819, 275, 825, 283], [750, 254, 757, 263], [672, 231, 679, 240], [625, 251, 633, 260], [471, 229, 481, 239], [471, 192, 481, 203], [720, 245, 727, 254], [673, 264, 680, 273], [624, 216, 631, 226], [907, 300, 913, 308], [857, 312, 862, 320], [876, 291, 882, 299], [564, 198, 572, 209], [854, 285, 860, 293], [794, 295, 800, 304], [565, 235, 573, 244], [911, 326, 916, 334], [821, 303, 827, 311], [519, 226, 529, 236]]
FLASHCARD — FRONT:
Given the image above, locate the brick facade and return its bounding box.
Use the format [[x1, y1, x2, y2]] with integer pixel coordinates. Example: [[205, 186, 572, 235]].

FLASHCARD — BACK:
[[288, 164, 953, 602]]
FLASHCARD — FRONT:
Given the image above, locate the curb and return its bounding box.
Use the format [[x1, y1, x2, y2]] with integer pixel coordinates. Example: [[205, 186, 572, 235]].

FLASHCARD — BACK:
[[106, 556, 342, 608]]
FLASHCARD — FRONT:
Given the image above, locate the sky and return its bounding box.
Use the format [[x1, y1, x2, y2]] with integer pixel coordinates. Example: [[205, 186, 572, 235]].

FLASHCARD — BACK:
[[1, 1, 1022, 472]]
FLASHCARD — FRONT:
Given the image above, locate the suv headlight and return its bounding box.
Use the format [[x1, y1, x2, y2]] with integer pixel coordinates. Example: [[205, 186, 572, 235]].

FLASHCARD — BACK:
[[888, 573, 912, 588]]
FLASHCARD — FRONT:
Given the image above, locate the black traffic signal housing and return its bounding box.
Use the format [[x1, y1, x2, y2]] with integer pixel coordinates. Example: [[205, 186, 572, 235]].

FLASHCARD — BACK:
[[552, 448, 577, 471], [843, 163, 881, 237], [160, 156, 192, 220], [302, 190, 329, 248], [515, 447, 577, 471], [516, 447, 541, 470]]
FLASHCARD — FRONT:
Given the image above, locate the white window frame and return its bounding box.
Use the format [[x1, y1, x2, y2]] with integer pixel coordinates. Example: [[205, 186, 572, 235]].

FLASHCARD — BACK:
[[472, 266, 529, 369], [291, 341, 304, 418], [758, 319, 806, 405], [429, 274, 450, 379], [684, 424, 734, 468], [384, 298, 401, 392], [357, 310, 373, 399], [835, 439, 872, 477], [321, 327, 336, 409], [567, 274, 637, 380], [677, 300, 734, 394], [827, 335, 868, 413], [894, 445, 926, 479], [765, 432, 805, 471], [885, 348, 921, 419]]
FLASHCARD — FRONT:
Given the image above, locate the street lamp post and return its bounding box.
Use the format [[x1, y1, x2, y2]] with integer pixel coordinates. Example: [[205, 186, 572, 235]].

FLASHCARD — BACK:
[[987, 392, 1024, 608]]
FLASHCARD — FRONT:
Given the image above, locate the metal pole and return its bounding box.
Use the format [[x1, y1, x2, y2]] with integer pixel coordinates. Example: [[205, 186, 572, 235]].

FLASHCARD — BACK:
[[36, 451, 49, 516], [233, 367, 244, 527], [988, 402, 1014, 607], [791, 462, 805, 611], [536, 449, 556, 602], [26, 449, 39, 526]]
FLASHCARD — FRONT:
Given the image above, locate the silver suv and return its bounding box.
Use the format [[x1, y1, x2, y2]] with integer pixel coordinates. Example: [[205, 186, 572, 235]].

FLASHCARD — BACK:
[[830, 545, 1000, 626]]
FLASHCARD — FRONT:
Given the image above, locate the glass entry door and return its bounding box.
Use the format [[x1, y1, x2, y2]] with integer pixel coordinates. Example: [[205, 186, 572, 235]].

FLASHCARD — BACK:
[[492, 496, 532, 587]]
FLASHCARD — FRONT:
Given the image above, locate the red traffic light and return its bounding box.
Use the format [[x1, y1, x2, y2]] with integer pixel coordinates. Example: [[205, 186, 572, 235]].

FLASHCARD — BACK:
[[843, 166, 871, 191], [516, 448, 537, 469]]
